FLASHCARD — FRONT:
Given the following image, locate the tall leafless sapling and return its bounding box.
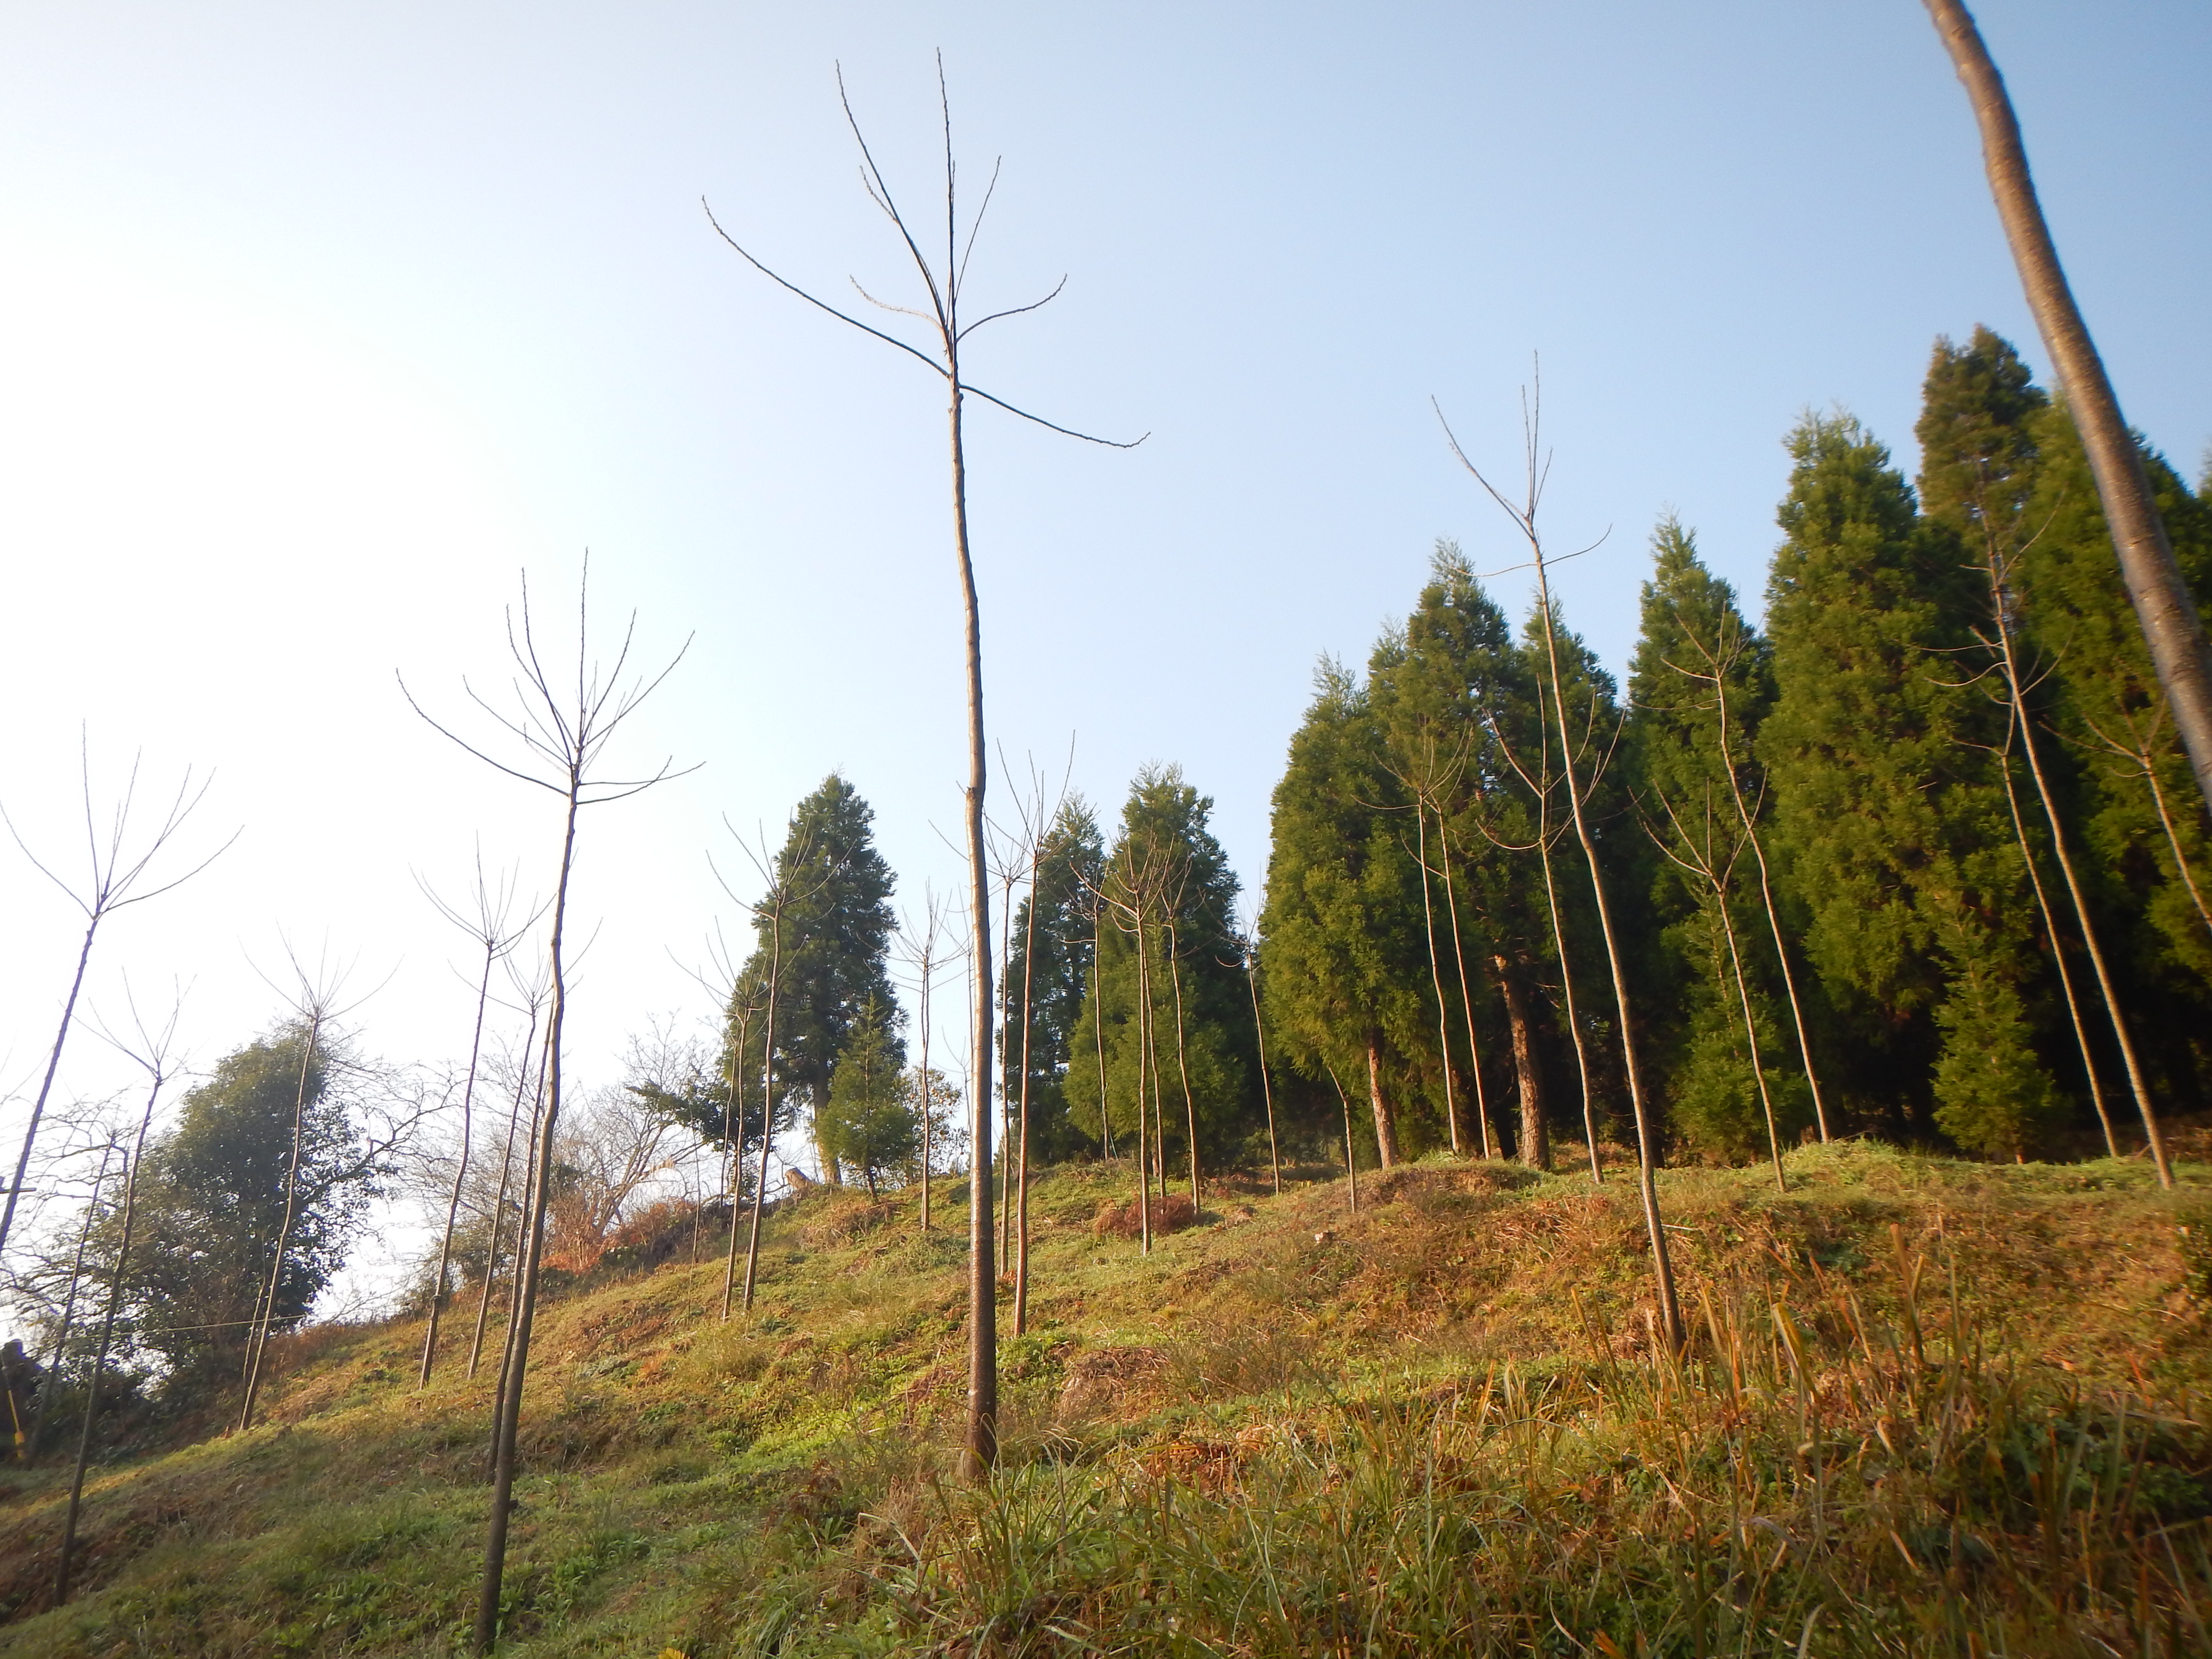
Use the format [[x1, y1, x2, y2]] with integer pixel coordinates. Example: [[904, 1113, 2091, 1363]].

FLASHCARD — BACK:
[[1231, 912, 1281, 1195], [0, 739, 231, 1265], [401, 565, 692, 1654], [1443, 385, 1685, 1351], [709, 59, 1138, 1480], [1923, 0, 2212, 815], [893, 888, 956, 1231], [467, 958, 549, 1380]]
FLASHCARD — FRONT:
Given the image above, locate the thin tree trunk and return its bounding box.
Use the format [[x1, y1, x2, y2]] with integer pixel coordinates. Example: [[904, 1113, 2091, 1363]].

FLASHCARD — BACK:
[[421, 947, 496, 1387], [1435, 817, 1497, 1159], [1093, 926, 1114, 1159], [1365, 1037, 1399, 1168], [737, 913, 782, 1317], [1242, 947, 1281, 1194], [1997, 720, 2118, 1155], [2141, 752, 2212, 939], [26, 1141, 114, 1462], [1014, 840, 1039, 1335], [1167, 924, 1201, 1207], [1496, 957, 1549, 1172], [469, 1016, 541, 1381], [1130, 899, 1154, 1250], [1413, 804, 1462, 1155], [1924, 0, 2212, 813], [1534, 580, 1683, 1351], [1328, 1064, 1358, 1216], [947, 370, 998, 1489], [918, 940, 933, 1233], [1531, 772, 1599, 1180], [997, 858, 1017, 1276], [1715, 878, 1788, 1193], [0, 919, 99, 1265], [474, 786, 581, 1654], [239, 1006, 326, 1433], [1712, 671, 1832, 1141]]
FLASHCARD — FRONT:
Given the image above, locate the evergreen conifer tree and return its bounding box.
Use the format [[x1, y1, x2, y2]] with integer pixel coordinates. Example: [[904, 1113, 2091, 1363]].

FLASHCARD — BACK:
[[723, 774, 902, 1184], [1627, 520, 1812, 1166], [1001, 797, 1105, 1163], [818, 998, 919, 1200], [1067, 768, 1257, 1184], [1761, 413, 2060, 1157]]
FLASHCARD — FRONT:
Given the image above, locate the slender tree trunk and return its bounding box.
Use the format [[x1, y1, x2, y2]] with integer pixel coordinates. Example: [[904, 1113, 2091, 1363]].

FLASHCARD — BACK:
[[917, 942, 933, 1233], [1092, 926, 1114, 1158], [0, 919, 99, 1264], [26, 1141, 114, 1462], [1924, 0, 2212, 812], [474, 789, 581, 1654], [239, 1006, 326, 1433], [1243, 949, 1281, 1194], [945, 369, 998, 1487], [1365, 1038, 1400, 1168], [422, 948, 496, 1387], [1131, 901, 1154, 1251], [1997, 722, 2119, 1155], [1167, 924, 1201, 1207], [2140, 752, 2212, 939], [469, 1016, 541, 1381], [737, 914, 782, 1318], [1714, 877, 1788, 1192], [1532, 781, 1599, 1180], [1014, 843, 1039, 1335], [1534, 580, 1683, 1351], [1413, 805, 1462, 1154], [1435, 818, 1496, 1159], [1328, 1065, 1358, 1216], [1712, 673, 1832, 1141], [997, 859, 1017, 1276], [1496, 957, 1549, 1172]]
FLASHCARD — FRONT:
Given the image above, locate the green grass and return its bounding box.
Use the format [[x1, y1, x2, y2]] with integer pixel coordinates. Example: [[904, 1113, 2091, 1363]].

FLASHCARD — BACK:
[[3, 1142, 2209, 1655]]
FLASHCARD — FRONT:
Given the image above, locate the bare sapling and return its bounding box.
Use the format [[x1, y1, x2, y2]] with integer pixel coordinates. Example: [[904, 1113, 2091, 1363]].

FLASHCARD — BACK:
[[0, 738, 232, 1265], [1960, 521, 2173, 1183], [1377, 733, 1475, 1155], [894, 889, 954, 1231], [1431, 816, 1500, 1158], [237, 946, 373, 1434], [1232, 914, 1282, 1194], [1443, 385, 1685, 1351], [2082, 704, 2212, 943], [709, 57, 1138, 1480], [402, 564, 692, 1654], [55, 989, 183, 1604], [1327, 1064, 1359, 1216], [468, 961, 548, 1380], [1486, 711, 1589, 1177], [417, 857, 540, 1386], [1667, 614, 1833, 1141], [1647, 787, 1788, 1192], [1923, 0, 2212, 814]]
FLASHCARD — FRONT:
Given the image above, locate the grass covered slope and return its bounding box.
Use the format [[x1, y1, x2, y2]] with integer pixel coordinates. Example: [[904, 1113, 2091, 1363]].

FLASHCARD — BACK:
[[3, 1143, 2210, 1656]]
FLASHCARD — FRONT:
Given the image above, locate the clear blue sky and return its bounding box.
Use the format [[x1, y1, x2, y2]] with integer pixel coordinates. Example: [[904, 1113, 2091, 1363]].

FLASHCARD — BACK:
[[2, 2, 2205, 1288]]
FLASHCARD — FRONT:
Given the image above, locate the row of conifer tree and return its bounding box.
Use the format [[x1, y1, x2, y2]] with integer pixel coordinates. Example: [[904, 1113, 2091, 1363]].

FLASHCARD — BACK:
[[726, 326, 2212, 1194]]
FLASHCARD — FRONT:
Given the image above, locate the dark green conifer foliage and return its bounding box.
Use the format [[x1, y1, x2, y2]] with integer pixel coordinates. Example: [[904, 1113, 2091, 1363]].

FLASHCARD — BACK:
[[1069, 768, 1259, 1177], [1628, 520, 1811, 1165], [1002, 797, 1105, 1163], [818, 998, 919, 1200], [723, 774, 902, 1183], [1761, 414, 2059, 1157]]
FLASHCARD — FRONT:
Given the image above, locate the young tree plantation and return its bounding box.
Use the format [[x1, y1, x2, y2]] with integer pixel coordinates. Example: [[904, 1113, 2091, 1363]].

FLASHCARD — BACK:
[[6, 12, 2212, 1649]]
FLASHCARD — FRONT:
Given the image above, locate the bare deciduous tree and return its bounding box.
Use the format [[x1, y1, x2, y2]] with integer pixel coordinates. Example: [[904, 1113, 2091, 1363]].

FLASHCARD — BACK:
[[708, 58, 1138, 1480], [1443, 385, 1685, 1352], [0, 739, 231, 1265], [402, 564, 692, 1654]]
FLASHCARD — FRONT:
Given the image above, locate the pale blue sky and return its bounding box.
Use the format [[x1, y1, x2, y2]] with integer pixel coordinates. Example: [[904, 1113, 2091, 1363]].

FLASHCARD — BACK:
[[1, 2, 2206, 1287]]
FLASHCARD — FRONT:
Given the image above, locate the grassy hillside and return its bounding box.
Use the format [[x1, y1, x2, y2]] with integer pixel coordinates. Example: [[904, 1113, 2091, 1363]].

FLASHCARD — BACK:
[[3, 1143, 2210, 1656]]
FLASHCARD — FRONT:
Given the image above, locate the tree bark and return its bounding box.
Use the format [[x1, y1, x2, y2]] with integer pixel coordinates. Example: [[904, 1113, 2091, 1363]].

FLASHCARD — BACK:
[[1365, 1037, 1400, 1168], [1413, 805, 1462, 1154], [469, 1018, 541, 1380], [1496, 956, 1549, 1172], [421, 946, 496, 1387], [1242, 946, 1281, 1194], [1435, 818, 1496, 1158], [1923, 0, 2212, 813], [0, 920, 99, 1265], [238, 1005, 326, 1433]]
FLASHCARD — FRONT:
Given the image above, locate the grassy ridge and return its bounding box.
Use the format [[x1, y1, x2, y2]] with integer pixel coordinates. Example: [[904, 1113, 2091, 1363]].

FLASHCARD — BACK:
[[2, 1143, 2209, 1656]]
